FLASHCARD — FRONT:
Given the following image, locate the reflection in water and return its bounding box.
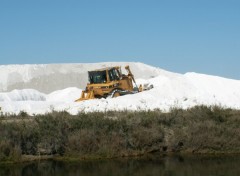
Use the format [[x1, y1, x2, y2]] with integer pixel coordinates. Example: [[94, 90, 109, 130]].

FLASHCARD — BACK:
[[1, 155, 240, 176]]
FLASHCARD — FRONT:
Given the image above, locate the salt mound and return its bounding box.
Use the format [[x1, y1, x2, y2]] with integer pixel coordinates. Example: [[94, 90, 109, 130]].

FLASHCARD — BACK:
[[0, 89, 46, 101], [46, 87, 82, 102], [0, 62, 240, 115], [0, 62, 167, 93]]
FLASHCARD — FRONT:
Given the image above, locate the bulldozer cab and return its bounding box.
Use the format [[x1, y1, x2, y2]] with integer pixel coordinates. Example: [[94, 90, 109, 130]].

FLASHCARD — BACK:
[[88, 67, 121, 84]]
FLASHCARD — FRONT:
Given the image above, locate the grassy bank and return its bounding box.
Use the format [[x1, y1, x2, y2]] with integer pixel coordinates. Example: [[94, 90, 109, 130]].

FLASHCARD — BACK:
[[1, 105, 240, 163]]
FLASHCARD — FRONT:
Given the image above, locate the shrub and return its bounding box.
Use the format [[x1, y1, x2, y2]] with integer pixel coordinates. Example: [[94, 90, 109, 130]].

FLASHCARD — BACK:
[[1, 106, 240, 162]]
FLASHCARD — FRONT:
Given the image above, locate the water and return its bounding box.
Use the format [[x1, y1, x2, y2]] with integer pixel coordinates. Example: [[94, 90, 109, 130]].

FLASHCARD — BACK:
[[1, 155, 240, 176]]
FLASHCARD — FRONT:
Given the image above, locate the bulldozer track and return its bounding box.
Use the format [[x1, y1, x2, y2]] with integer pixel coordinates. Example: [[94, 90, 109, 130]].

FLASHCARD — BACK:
[[109, 89, 133, 98]]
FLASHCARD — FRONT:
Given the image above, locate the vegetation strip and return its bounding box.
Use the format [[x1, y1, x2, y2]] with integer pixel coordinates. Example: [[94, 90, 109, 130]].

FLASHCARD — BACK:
[[1, 105, 240, 163]]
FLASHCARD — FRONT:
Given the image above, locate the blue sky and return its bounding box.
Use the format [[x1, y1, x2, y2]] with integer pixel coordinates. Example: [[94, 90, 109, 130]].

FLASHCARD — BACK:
[[0, 0, 240, 79]]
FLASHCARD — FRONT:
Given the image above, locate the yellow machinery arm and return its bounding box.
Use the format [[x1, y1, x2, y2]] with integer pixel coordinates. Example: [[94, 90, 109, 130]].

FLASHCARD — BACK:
[[125, 65, 139, 91]]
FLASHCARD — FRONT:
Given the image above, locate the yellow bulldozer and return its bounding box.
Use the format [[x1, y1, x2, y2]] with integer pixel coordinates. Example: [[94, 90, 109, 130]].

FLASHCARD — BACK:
[[75, 65, 148, 102]]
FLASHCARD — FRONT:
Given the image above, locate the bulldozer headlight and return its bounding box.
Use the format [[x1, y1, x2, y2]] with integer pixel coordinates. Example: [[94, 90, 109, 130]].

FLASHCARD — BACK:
[[113, 83, 119, 87]]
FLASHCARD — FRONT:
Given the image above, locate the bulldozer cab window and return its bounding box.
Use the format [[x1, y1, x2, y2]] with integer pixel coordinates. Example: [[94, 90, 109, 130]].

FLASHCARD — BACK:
[[88, 71, 107, 84], [108, 68, 120, 81]]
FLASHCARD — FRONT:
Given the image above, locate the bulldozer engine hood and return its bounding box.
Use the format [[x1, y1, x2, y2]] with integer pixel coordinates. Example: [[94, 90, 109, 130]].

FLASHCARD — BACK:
[[87, 81, 120, 89]]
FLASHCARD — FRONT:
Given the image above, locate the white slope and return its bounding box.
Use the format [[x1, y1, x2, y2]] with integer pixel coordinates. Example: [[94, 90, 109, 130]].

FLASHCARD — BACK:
[[0, 89, 46, 101], [0, 63, 240, 115], [0, 62, 164, 93], [46, 87, 82, 103]]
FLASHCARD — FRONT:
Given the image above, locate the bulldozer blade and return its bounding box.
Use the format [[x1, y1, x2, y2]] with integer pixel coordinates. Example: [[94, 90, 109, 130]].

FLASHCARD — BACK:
[[75, 90, 95, 102]]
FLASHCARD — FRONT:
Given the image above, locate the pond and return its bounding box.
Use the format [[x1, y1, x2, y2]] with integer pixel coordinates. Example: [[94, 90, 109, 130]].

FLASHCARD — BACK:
[[1, 154, 240, 176]]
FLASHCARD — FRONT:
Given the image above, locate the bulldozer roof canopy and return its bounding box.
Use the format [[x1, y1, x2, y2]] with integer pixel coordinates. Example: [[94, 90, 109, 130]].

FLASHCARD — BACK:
[[89, 66, 120, 72]]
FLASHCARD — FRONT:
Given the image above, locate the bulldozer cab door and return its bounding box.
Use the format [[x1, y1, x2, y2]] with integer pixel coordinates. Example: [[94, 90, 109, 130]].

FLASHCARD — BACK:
[[108, 68, 120, 81]]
